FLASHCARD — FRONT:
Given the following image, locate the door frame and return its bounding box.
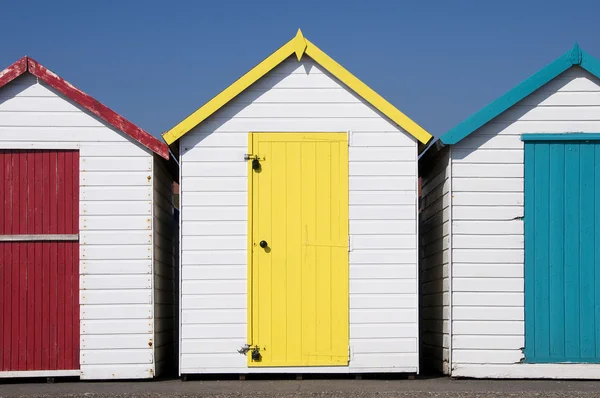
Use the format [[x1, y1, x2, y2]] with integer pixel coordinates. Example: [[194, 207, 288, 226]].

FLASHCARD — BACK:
[[521, 132, 600, 363], [246, 131, 349, 366]]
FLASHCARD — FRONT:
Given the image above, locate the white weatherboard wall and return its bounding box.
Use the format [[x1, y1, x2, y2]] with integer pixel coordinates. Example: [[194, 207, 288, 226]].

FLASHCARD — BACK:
[[0, 73, 173, 380], [179, 57, 419, 374], [447, 66, 600, 378], [419, 146, 451, 374]]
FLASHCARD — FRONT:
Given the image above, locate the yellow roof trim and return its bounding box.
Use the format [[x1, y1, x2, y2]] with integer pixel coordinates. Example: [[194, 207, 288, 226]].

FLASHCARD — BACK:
[[162, 29, 432, 145]]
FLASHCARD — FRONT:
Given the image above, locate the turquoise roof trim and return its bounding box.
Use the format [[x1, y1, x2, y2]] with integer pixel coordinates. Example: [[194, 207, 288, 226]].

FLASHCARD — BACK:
[[440, 44, 600, 145]]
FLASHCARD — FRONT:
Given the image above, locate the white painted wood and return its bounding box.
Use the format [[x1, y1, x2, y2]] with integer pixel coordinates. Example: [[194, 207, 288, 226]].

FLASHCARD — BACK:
[[182, 221, 246, 236], [453, 235, 524, 249], [349, 147, 416, 161], [452, 349, 523, 364], [181, 177, 247, 192], [350, 264, 416, 279], [453, 306, 523, 321], [452, 292, 524, 307], [81, 171, 152, 187], [350, 294, 417, 309], [453, 249, 523, 264], [452, 192, 523, 206], [350, 249, 417, 264], [351, 338, 417, 353], [81, 305, 152, 320], [349, 220, 416, 235], [452, 263, 523, 278], [453, 278, 523, 292], [452, 335, 524, 350], [80, 230, 152, 245], [184, 206, 246, 221], [349, 161, 416, 176], [179, 58, 419, 373], [81, 260, 152, 275], [182, 294, 246, 310], [81, 334, 154, 349], [80, 365, 154, 380], [81, 157, 152, 171], [452, 163, 523, 178], [350, 177, 416, 192], [452, 321, 524, 335], [81, 350, 153, 365], [349, 191, 416, 205], [81, 186, 152, 201], [80, 319, 153, 335], [453, 221, 523, 235], [215, 102, 384, 118], [452, 363, 600, 379], [0, 74, 160, 380], [452, 178, 523, 192], [453, 206, 522, 221], [0, 370, 81, 378], [81, 216, 151, 230], [81, 275, 152, 290], [81, 245, 152, 260]]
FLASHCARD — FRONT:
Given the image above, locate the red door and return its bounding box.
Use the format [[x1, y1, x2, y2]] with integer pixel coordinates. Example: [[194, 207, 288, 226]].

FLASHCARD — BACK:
[[0, 150, 80, 371]]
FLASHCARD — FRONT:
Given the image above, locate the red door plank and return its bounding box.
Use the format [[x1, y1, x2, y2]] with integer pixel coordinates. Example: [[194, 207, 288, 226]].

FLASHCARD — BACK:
[[41, 151, 50, 370], [34, 150, 43, 370], [26, 152, 35, 370]]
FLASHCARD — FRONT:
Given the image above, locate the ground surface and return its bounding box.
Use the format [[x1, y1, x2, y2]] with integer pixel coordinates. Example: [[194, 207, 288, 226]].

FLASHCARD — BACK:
[[2, 377, 600, 397]]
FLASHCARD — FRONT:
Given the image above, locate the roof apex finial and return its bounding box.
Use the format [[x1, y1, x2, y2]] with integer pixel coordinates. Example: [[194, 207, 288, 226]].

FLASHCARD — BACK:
[[569, 42, 582, 65], [293, 28, 307, 61]]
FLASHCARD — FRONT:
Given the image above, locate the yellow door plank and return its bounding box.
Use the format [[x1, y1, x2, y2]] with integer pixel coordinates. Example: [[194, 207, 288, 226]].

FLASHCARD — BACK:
[[249, 132, 348, 367]]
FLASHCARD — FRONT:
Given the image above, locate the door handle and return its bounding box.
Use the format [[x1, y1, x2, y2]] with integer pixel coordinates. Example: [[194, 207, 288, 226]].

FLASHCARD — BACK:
[[259, 240, 268, 248]]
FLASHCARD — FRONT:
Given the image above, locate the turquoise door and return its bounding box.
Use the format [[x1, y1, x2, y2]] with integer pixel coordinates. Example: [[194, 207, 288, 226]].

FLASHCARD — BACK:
[[524, 135, 600, 363]]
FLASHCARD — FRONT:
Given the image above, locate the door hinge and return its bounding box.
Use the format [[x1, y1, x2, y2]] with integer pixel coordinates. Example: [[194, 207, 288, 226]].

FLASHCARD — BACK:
[[348, 236, 352, 252], [244, 154, 257, 161], [348, 345, 351, 361]]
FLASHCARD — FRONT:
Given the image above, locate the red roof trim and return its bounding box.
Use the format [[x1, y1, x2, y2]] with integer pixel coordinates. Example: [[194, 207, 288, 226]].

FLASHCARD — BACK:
[[0, 57, 27, 88], [0, 57, 169, 159]]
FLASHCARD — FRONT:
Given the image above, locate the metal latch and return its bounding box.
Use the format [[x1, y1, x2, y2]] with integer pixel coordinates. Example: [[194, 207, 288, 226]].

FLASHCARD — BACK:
[[244, 154, 262, 171], [237, 344, 262, 361]]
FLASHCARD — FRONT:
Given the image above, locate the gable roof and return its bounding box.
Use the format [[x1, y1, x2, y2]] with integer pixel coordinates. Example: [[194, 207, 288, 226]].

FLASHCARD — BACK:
[[0, 57, 169, 159], [439, 43, 600, 145], [162, 29, 433, 145]]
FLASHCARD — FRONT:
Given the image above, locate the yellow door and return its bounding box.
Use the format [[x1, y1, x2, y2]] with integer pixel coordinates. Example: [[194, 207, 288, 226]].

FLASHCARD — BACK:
[[248, 132, 349, 367]]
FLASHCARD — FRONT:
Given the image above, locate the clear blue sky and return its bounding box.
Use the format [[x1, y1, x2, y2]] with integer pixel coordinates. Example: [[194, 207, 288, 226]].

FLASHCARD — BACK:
[[2, 0, 600, 138]]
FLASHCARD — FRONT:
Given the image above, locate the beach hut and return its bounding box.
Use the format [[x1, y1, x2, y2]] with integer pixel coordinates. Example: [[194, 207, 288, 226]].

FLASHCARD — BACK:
[[419, 44, 600, 379], [164, 29, 432, 376], [0, 57, 177, 380]]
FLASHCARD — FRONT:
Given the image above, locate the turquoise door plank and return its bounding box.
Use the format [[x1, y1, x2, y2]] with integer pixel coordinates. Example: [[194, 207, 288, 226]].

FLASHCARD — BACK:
[[565, 143, 580, 357], [534, 142, 551, 358], [548, 143, 565, 359], [563, 143, 581, 359], [524, 142, 536, 360], [579, 143, 595, 359]]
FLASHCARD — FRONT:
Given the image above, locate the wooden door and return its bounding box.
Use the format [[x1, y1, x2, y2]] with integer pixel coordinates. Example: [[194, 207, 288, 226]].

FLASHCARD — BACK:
[[0, 150, 80, 371], [248, 133, 349, 367]]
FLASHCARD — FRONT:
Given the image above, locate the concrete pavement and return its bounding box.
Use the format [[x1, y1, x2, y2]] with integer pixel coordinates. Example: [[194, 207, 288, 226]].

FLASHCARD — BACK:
[[2, 376, 600, 397]]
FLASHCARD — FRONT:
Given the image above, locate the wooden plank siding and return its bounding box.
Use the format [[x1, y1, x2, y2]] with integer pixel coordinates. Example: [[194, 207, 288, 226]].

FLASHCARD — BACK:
[[152, 155, 177, 375], [449, 66, 600, 373], [419, 146, 451, 374], [179, 57, 419, 374], [0, 73, 159, 379]]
